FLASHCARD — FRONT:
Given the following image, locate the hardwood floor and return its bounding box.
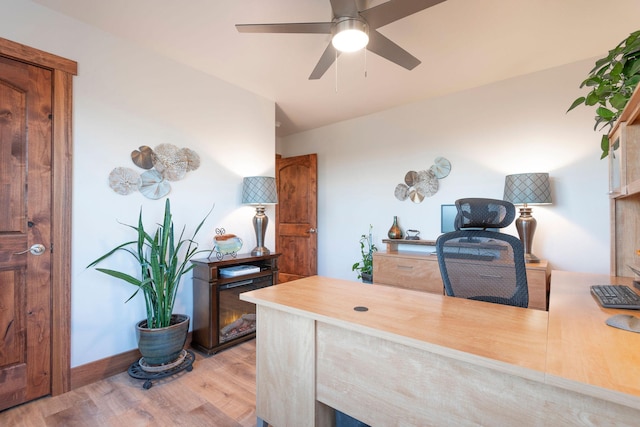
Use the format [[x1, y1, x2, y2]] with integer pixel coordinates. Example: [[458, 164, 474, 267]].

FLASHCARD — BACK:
[[0, 340, 258, 427]]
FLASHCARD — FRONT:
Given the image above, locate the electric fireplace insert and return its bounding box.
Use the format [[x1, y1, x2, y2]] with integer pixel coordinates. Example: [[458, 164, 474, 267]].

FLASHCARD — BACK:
[[190, 253, 279, 355]]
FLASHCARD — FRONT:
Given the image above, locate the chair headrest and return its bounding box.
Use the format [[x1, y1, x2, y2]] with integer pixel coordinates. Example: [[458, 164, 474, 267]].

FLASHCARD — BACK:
[[454, 198, 516, 230]]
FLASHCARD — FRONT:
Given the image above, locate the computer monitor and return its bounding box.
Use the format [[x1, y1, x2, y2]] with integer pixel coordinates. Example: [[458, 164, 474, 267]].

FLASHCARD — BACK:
[[440, 204, 458, 233], [441, 203, 500, 233]]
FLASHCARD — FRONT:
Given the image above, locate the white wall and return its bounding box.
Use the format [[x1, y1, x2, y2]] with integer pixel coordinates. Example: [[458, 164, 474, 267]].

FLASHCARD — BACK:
[[3, 0, 276, 366], [278, 59, 610, 281], [2, 0, 612, 368]]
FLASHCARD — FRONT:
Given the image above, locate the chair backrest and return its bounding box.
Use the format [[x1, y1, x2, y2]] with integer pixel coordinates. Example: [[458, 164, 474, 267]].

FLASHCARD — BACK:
[[436, 198, 528, 308], [454, 198, 515, 230]]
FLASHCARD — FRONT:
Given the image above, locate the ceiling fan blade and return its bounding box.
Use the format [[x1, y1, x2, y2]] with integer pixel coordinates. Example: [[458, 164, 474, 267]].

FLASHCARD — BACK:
[[309, 43, 340, 80], [236, 22, 332, 34], [366, 30, 421, 70], [359, 0, 447, 29], [330, 0, 359, 18]]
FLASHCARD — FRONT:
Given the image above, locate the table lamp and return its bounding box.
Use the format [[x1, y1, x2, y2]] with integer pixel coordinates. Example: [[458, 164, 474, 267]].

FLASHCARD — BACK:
[[503, 173, 552, 263], [242, 176, 278, 256]]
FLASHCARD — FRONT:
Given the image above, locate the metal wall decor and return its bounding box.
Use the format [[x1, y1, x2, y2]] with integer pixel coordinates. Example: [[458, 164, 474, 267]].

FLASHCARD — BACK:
[[108, 144, 200, 199], [394, 156, 451, 203]]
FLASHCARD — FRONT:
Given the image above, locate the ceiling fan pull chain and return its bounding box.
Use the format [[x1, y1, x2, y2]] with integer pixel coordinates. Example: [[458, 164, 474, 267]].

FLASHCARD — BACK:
[[364, 48, 367, 78], [335, 49, 339, 93]]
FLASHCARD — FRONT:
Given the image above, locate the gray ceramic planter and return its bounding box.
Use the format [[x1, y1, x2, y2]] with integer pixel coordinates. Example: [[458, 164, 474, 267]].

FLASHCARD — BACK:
[[136, 314, 189, 366]]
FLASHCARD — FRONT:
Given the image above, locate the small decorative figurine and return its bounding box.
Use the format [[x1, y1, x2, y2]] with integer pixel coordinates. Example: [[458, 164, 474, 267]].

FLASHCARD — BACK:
[[405, 229, 420, 240], [209, 228, 243, 260]]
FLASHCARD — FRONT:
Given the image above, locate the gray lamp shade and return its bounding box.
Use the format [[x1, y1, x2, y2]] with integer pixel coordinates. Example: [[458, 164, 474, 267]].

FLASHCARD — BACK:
[[503, 173, 552, 205], [242, 176, 278, 205]]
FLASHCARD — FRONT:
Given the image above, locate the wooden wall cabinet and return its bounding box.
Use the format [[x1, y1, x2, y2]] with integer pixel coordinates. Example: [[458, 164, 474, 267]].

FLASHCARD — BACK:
[[609, 85, 640, 277], [373, 240, 550, 310]]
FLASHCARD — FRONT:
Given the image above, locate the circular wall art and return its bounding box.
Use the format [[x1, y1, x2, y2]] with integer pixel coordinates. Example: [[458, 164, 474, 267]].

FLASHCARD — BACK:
[[431, 156, 451, 179], [108, 167, 140, 195], [404, 170, 419, 186], [138, 169, 171, 200], [414, 169, 438, 198], [108, 144, 201, 199], [408, 188, 425, 203], [394, 183, 409, 201], [393, 156, 451, 204], [131, 146, 154, 169]]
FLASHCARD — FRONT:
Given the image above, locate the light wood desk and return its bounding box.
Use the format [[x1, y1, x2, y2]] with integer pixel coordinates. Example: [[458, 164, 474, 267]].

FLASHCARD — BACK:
[[240, 272, 640, 426], [546, 271, 640, 406]]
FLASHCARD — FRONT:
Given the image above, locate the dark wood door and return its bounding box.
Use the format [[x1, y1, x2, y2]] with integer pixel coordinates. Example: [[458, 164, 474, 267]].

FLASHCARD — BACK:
[[0, 56, 53, 410], [275, 154, 318, 283]]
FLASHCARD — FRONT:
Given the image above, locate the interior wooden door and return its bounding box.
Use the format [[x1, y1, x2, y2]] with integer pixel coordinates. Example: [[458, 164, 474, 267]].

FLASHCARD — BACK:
[[0, 56, 53, 410], [275, 154, 318, 283]]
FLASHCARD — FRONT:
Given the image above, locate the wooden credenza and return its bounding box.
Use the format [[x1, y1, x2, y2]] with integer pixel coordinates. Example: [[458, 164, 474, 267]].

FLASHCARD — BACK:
[[373, 239, 550, 310]]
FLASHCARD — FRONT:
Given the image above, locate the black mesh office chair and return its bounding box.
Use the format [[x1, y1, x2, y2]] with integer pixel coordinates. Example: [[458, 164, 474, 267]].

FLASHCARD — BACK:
[[435, 198, 529, 308]]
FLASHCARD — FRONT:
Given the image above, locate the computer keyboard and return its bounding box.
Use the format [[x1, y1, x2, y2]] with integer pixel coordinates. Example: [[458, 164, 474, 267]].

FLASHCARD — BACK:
[[443, 252, 495, 261], [590, 285, 640, 309]]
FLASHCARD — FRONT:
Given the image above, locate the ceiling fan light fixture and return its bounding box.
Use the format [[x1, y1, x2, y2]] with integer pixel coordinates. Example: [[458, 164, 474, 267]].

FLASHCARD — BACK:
[[331, 18, 368, 53]]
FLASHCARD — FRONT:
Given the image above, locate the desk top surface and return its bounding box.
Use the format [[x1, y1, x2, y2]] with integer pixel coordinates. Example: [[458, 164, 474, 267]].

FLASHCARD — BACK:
[[242, 271, 640, 407], [242, 275, 549, 378], [546, 271, 640, 403]]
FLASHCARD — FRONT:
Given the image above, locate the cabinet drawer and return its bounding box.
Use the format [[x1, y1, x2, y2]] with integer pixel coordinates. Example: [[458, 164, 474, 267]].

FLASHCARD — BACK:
[[373, 252, 443, 294], [443, 261, 549, 310], [444, 262, 516, 299]]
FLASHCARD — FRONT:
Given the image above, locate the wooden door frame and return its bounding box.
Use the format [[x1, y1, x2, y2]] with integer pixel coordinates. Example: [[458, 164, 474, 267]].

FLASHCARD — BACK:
[[0, 37, 76, 396], [275, 154, 281, 250]]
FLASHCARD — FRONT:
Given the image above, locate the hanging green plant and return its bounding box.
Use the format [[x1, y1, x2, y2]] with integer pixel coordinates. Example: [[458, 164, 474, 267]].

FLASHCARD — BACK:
[[567, 30, 640, 158]]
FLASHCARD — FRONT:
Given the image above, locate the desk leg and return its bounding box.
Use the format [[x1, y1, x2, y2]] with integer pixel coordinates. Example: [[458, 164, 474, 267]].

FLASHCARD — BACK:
[[255, 306, 316, 426]]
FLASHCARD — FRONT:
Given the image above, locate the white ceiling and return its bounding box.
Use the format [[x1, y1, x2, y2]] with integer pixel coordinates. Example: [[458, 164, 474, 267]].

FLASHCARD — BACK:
[[34, 0, 640, 137]]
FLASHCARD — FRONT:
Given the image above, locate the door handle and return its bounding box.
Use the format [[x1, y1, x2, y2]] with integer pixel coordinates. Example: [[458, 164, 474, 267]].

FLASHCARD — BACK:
[[13, 244, 46, 256], [308, 228, 317, 234]]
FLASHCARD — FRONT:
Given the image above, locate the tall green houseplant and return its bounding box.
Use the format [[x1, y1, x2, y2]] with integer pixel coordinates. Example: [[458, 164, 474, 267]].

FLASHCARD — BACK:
[[568, 30, 640, 158], [88, 199, 212, 328]]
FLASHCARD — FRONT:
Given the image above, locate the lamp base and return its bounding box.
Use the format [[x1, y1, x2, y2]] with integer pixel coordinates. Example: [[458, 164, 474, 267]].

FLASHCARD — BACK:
[[515, 206, 540, 263], [251, 206, 271, 256], [524, 253, 540, 263], [251, 246, 271, 257]]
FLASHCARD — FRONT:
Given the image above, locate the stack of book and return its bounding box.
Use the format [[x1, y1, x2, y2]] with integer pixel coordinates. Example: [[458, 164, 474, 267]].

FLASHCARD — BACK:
[[219, 265, 260, 277]]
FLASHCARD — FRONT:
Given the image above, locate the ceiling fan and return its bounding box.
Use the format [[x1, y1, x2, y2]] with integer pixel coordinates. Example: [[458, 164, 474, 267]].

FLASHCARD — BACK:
[[236, 0, 447, 80]]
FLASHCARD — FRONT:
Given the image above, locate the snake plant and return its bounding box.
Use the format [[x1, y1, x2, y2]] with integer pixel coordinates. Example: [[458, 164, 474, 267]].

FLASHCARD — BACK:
[[88, 199, 212, 328]]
